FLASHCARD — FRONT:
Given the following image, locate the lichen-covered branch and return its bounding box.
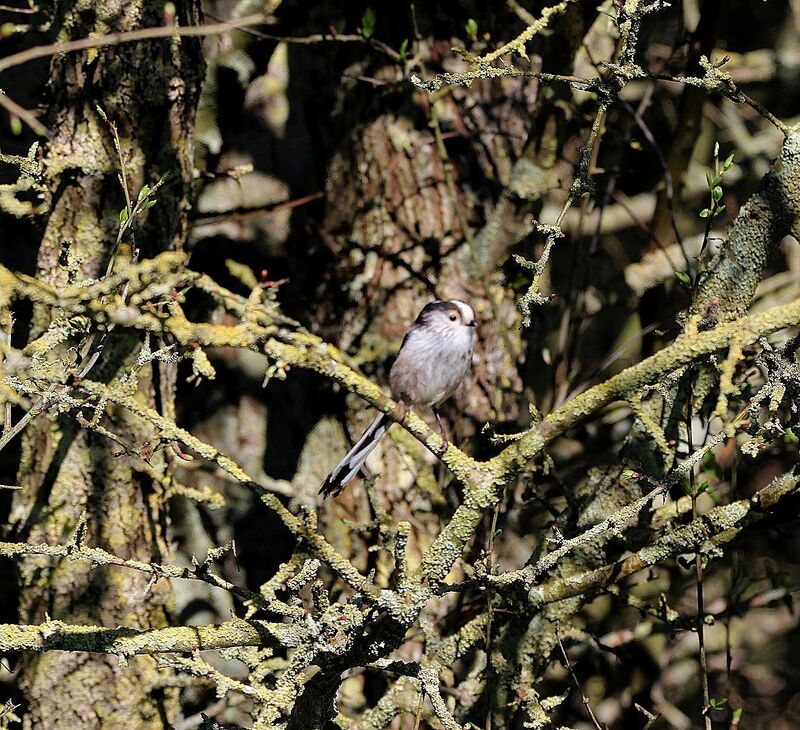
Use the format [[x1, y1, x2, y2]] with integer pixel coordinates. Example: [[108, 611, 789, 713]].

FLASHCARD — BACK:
[[531, 469, 800, 606], [0, 618, 300, 655]]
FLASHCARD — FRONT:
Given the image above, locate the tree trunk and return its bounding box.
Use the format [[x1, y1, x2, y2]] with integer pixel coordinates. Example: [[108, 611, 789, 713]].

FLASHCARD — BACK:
[[8, 2, 203, 727]]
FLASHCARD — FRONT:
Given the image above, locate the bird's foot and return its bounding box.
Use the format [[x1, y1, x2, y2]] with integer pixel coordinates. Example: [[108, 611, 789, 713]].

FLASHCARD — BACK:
[[433, 408, 449, 448]]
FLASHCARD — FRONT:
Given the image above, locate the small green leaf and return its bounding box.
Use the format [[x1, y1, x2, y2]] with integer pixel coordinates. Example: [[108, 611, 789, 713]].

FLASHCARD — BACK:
[[674, 271, 691, 286], [119, 207, 129, 223], [717, 204, 726, 214], [713, 185, 723, 203], [709, 698, 728, 710], [785, 428, 798, 444], [96, 106, 108, 122], [143, 199, 157, 210], [705, 170, 713, 189], [723, 153, 735, 171], [465, 17, 478, 40], [9, 115, 22, 136], [703, 450, 723, 479], [699, 208, 711, 218], [137, 184, 151, 202], [361, 7, 375, 39], [732, 708, 743, 721], [398, 38, 409, 63]]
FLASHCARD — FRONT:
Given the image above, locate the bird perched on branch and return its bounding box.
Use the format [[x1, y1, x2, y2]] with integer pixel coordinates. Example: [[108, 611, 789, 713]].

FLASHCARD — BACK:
[[320, 299, 477, 497]]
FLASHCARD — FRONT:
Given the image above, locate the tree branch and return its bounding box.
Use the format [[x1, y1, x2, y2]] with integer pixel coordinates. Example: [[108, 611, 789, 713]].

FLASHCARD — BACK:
[[0, 617, 300, 655]]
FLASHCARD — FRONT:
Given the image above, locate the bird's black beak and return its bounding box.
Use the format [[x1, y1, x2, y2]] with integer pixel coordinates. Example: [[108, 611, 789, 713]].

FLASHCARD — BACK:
[[467, 320, 477, 327]]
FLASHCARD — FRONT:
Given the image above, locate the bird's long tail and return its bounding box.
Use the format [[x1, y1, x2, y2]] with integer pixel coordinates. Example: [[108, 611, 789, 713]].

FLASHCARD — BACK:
[[320, 414, 392, 497]]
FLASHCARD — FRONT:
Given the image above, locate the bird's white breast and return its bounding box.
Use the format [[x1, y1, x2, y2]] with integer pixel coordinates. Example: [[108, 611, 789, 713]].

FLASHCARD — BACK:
[[390, 323, 475, 407]]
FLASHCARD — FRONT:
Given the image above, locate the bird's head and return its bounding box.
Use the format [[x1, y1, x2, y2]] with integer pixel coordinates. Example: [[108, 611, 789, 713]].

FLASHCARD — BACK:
[[414, 299, 477, 334]]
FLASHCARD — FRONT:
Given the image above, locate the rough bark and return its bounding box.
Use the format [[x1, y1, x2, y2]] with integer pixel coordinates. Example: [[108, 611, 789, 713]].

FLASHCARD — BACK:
[[8, 2, 203, 727]]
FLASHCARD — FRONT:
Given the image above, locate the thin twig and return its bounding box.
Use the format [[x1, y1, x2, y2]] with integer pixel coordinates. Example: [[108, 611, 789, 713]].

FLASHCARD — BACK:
[[0, 13, 271, 74], [686, 365, 713, 730], [0, 90, 47, 136], [556, 625, 605, 730]]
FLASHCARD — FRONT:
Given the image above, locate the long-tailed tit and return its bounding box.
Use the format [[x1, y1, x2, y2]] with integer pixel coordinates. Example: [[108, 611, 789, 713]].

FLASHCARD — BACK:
[[320, 300, 477, 497]]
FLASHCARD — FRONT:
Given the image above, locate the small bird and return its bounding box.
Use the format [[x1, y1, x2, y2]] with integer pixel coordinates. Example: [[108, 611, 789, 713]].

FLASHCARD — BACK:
[[320, 299, 477, 497]]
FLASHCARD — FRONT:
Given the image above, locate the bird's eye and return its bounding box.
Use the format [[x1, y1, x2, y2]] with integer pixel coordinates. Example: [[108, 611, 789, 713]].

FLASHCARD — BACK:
[[449, 314, 457, 321]]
